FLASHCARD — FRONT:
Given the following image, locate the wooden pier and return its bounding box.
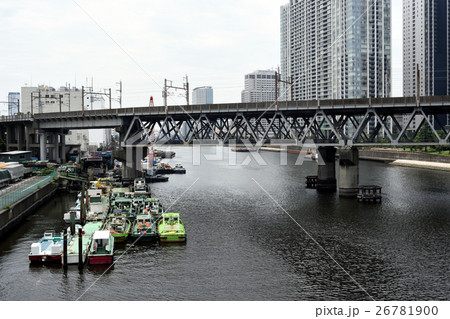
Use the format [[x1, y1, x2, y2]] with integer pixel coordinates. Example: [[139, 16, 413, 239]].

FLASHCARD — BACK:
[[305, 176, 318, 189], [357, 185, 382, 202]]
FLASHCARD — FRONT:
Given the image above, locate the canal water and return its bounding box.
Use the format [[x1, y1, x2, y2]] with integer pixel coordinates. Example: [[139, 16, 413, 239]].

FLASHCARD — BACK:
[[0, 146, 449, 301]]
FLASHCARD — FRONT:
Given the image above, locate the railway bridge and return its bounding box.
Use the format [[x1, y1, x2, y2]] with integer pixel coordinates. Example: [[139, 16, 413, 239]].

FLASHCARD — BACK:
[[1, 95, 450, 196]]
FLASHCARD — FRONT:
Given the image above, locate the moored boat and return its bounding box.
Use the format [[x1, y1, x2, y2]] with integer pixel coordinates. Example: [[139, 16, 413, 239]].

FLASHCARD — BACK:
[[88, 230, 114, 265], [145, 198, 164, 220], [104, 216, 131, 243], [153, 163, 174, 174], [131, 214, 158, 242], [146, 174, 169, 183], [29, 231, 66, 263], [173, 163, 186, 174], [158, 213, 186, 243], [63, 206, 81, 223]]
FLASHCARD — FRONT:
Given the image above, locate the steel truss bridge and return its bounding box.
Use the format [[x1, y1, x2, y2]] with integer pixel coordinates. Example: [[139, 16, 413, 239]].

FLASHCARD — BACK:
[[3, 96, 450, 148]]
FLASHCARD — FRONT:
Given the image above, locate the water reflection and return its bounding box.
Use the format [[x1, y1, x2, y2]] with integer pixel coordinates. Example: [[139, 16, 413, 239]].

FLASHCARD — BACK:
[[0, 147, 449, 300]]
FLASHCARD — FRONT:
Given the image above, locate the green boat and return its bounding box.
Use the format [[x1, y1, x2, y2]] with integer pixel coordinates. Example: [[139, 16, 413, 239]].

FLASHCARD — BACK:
[[158, 213, 186, 243], [131, 214, 158, 242], [133, 178, 151, 197], [104, 216, 131, 243], [144, 198, 164, 220], [110, 187, 132, 200], [111, 197, 137, 221]]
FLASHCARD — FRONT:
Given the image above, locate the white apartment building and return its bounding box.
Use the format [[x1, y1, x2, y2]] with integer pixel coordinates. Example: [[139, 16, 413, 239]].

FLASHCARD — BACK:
[[281, 0, 391, 100], [403, 0, 449, 130], [281, 0, 391, 137], [241, 70, 277, 103], [403, 0, 449, 97], [21, 85, 89, 153]]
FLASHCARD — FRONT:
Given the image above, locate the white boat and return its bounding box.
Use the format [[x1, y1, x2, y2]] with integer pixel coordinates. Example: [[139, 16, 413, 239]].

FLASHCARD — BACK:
[[29, 231, 65, 263], [64, 206, 81, 223]]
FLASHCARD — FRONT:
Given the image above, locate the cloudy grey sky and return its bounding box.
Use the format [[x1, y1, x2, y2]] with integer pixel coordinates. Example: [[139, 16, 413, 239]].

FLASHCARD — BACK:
[[0, 0, 403, 113]]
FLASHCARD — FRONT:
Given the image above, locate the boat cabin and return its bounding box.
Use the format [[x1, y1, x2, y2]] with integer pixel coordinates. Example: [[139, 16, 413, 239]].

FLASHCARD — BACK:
[[92, 231, 112, 253], [161, 213, 181, 225], [136, 215, 152, 227], [134, 178, 146, 191], [113, 198, 132, 210], [87, 189, 102, 203]]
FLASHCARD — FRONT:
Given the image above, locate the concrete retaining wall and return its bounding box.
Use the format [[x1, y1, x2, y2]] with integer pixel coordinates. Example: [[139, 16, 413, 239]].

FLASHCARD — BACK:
[[359, 148, 450, 163], [0, 182, 58, 240]]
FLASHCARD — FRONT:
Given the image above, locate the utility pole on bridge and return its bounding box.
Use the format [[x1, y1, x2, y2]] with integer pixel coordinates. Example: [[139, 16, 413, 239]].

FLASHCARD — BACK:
[[162, 76, 190, 114], [275, 71, 294, 110]]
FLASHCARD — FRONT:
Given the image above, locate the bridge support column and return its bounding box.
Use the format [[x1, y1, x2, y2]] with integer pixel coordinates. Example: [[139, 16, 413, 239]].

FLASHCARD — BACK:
[[60, 134, 66, 163], [16, 125, 23, 150], [40, 132, 47, 161], [53, 133, 61, 163], [317, 146, 336, 192], [338, 147, 359, 197], [5, 126, 11, 151], [24, 125, 30, 151], [115, 147, 145, 181]]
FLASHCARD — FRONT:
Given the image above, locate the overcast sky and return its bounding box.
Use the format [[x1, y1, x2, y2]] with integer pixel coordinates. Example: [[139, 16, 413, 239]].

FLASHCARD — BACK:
[[0, 0, 403, 113]]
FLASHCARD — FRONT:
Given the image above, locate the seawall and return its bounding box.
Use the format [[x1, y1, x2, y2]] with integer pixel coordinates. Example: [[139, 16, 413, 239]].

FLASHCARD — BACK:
[[358, 148, 450, 164], [0, 181, 58, 240]]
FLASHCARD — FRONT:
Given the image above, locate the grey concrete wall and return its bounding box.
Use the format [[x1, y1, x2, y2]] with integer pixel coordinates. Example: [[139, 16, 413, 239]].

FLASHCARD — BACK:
[[359, 149, 450, 163], [0, 182, 58, 239]]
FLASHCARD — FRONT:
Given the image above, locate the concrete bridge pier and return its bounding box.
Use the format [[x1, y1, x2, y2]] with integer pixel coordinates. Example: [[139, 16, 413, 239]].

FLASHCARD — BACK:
[[60, 133, 66, 163], [113, 147, 145, 180], [338, 147, 359, 197], [317, 146, 337, 192], [39, 132, 47, 161], [53, 133, 61, 164]]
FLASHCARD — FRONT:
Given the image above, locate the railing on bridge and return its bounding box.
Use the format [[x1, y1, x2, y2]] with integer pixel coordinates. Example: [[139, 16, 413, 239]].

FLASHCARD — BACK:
[[29, 95, 450, 120], [0, 114, 33, 122]]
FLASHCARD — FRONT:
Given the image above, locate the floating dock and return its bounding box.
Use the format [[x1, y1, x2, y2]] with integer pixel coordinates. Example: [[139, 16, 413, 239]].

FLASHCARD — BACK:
[[357, 185, 382, 202], [305, 176, 318, 189]]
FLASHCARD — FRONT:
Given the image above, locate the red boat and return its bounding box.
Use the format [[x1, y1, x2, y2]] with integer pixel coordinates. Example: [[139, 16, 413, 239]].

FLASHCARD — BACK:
[[88, 231, 114, 265]]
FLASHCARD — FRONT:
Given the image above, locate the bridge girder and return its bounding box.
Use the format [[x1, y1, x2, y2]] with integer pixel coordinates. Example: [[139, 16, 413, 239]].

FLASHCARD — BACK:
[[119, 106, 450, 147]]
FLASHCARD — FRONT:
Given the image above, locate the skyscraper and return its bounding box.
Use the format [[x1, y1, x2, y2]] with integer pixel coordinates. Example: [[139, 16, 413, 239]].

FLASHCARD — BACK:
[[403, 0, 449, 97], [192, 86, 213, 104], [280, 0, 391, 100], [241, 70, 277, 103]]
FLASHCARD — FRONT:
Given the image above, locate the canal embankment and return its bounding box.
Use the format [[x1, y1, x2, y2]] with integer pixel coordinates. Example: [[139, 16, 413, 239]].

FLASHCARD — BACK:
[[0, 173, 58, 240], [260, 145, 450, 171], [358, 148, 450, 171]]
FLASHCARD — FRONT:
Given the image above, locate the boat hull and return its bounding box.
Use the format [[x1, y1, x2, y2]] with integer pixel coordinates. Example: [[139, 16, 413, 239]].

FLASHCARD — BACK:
[[154, 168, 174, 174], [111, 233, 128, 243], [29, 254, 61, 263], [159, 234, 186, 243], [88, 255, 113, 265], [130, 233, 158, 242]]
